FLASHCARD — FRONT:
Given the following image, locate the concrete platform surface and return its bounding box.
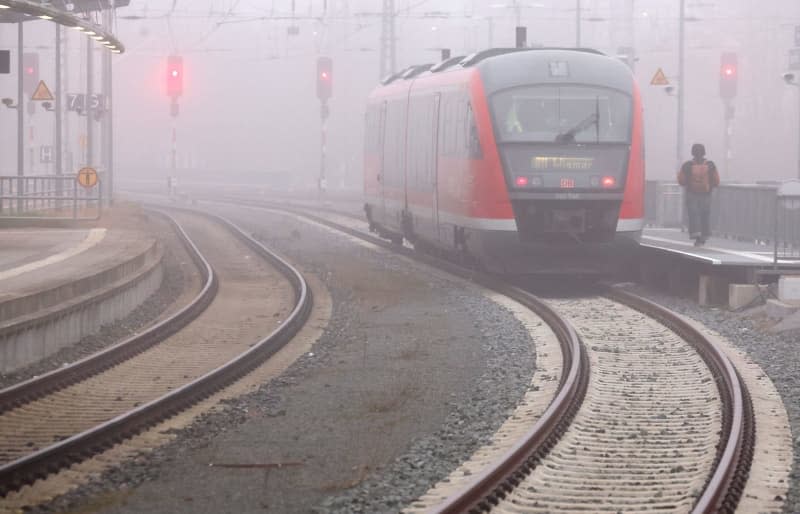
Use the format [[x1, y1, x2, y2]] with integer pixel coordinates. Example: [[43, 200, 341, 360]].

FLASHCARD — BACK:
[[0, 228, 106, 280], [641, 227, 800, 268], [0, 227, 156, 322], [0, 222, 163, 373]]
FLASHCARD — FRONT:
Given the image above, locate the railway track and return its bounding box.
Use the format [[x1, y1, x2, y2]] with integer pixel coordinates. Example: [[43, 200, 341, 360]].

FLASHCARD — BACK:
[[0, 209, 312, 496], [205, 197, 755, 513]]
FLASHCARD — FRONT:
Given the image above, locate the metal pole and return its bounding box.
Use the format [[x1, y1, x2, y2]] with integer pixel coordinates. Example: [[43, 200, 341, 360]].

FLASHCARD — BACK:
[[171, 122, 177, 172], [797, 89, 800, 179], [107, 52, 114, 203], [576, 0, 581, 47], [102, 7, 113, 204], [86, 38, 93, 168], [17, 22, 24, 213], [64, 28, 72, 175], [56, 24, 63, 177], [319, 102, 327, 198], [723, 100, 731, 176], [628, 0, 636, 72], [676, 0, 685, 170]]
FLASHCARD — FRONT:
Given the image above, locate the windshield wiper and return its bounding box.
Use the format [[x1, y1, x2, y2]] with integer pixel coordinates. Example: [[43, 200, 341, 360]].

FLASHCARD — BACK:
[[554, 112, 598, 143]]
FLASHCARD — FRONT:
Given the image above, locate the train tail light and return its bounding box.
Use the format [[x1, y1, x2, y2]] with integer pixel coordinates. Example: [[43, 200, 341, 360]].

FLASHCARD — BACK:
[[515, 176, 529, 187], [601, 176, 616, 188]]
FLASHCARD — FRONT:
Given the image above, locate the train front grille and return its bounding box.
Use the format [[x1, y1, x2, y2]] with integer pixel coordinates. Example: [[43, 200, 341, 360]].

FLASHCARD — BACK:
[[512, 199, 621, 243]]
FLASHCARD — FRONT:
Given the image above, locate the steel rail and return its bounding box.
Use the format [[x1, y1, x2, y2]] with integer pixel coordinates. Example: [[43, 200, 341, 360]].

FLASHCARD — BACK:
[[0, 209, 218, 414], [606, 288, 754, 514], [0, 210, 313, 496], [205, 198, 591, 514]]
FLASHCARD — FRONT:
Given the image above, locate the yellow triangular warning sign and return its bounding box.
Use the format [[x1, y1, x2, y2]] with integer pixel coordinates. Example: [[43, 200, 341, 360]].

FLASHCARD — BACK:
[[31, 80, 54, 101], [650, 68, 670, 86]]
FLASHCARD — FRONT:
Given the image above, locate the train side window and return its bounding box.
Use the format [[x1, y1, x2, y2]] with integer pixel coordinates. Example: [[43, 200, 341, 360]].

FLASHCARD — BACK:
[[466, 103, 482, 159], [440, 95, 451, 156], [365, 107, 375, 152], [454, 98, 466, 156]]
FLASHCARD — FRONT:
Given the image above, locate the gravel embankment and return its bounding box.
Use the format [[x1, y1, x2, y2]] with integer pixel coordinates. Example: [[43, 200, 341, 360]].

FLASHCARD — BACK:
[[26, 205, 538, 514], [0, 213, 193, 390], [627, 284, 800, 514]]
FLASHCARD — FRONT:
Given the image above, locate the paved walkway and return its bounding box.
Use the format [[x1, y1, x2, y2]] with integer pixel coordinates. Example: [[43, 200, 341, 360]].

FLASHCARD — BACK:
[[642, 227, 800, 268]]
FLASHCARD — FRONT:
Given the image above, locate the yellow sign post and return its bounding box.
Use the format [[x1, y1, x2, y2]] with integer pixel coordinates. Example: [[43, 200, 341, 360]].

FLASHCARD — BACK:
[[77, 167, 99, 189]]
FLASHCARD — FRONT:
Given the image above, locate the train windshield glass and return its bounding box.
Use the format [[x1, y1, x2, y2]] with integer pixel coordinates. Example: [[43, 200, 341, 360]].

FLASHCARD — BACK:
[[491, 86, 631, 144]]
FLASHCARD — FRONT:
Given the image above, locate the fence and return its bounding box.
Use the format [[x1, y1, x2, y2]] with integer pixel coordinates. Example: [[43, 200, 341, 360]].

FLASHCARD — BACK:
[[0, 174, 102, 220], [645, 180, 800, 264]]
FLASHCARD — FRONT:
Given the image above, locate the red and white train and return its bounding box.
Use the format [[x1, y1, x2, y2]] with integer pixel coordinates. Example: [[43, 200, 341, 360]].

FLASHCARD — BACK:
[[364, 48, 645, 274]]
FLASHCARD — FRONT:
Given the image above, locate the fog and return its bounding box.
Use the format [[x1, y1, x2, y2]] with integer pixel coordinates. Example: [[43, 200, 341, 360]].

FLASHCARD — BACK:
[[2, 0, 800, 188]]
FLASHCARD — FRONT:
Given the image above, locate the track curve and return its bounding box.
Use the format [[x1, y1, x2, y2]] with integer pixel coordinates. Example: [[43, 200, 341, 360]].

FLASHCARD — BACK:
[[203, 197, 755, 514], [0, 209, 313, 496]]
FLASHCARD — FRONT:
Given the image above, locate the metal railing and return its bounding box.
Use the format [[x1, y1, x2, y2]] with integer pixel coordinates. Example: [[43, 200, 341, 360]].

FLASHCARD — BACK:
[[0, 174, 102, 220], [645, 181, 800, 264]]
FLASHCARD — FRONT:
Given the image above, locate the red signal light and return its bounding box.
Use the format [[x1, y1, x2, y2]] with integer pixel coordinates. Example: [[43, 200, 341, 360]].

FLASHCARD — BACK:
[[720, 52, 738, 99], [22, 53, 38, 95], [316, 56, 333, 101], [166, 55, 183, 98]]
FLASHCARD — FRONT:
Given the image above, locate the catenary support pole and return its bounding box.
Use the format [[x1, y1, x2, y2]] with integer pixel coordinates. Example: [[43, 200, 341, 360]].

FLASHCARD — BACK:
[[576, 0, 581, 47], [86, 38, 93, 168], [103, 7, 113, 204], [56, 24, 62, 177], [17, 22, 24, 212], [677, 0, 685, 170]]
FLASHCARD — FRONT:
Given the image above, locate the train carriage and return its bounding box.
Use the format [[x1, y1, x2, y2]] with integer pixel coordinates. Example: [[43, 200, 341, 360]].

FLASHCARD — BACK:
[[364, 48, 645, 274]]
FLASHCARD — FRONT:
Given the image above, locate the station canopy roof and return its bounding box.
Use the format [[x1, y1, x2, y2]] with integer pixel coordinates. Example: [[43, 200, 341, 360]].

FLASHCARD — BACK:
[[0, 1, 131, 23]]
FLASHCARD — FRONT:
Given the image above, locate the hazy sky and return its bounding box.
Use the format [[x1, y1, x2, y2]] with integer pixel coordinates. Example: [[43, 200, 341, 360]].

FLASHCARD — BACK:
[[2, 0, 800, 186]]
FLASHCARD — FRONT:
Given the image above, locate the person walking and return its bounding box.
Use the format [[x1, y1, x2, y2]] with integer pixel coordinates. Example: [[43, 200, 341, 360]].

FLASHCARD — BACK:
[[678, 143, 720, 246]]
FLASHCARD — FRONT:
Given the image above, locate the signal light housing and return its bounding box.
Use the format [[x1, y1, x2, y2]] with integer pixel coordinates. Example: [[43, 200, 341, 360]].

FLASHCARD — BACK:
[[22, 53, 39, 96], [166, 55, 183, 98], [316, 56, 332, 101], [719, 52, 738, 100]]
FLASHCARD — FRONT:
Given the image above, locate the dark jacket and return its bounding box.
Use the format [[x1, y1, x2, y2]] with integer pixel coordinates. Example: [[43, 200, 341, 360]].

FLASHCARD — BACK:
[[678, 158, 720, 194]]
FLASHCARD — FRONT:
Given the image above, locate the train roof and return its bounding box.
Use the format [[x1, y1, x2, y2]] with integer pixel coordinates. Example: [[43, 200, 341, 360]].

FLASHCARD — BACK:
[[374, 47, 634, 96], [475, 48, 634, 95]]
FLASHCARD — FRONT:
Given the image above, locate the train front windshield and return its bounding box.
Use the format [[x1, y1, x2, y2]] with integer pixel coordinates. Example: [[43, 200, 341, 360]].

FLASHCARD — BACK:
[[491, 86, 632, 144]]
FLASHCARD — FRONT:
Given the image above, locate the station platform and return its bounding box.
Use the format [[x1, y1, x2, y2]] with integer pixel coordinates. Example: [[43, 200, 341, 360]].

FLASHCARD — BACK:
[[640, 227, 800, 270], [0, 224, 163, 373]]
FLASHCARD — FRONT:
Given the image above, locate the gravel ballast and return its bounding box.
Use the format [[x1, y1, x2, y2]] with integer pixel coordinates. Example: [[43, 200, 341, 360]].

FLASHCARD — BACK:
[[625, 284, 800, 514], [27, 204, 539, 514]]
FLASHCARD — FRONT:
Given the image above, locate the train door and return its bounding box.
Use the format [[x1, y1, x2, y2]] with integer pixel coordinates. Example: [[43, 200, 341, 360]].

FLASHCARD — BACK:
[[378, 100, 388, 225], [431, 93, 442, 241]]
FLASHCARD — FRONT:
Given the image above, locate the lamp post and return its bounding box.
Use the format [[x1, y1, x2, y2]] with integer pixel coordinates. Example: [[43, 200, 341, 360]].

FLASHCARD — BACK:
[[783, 73, 800, 179]]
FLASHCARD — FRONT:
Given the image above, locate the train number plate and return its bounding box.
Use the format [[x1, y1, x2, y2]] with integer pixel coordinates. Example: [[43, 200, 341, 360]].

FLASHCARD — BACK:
[[560, 178, 575, 188]]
